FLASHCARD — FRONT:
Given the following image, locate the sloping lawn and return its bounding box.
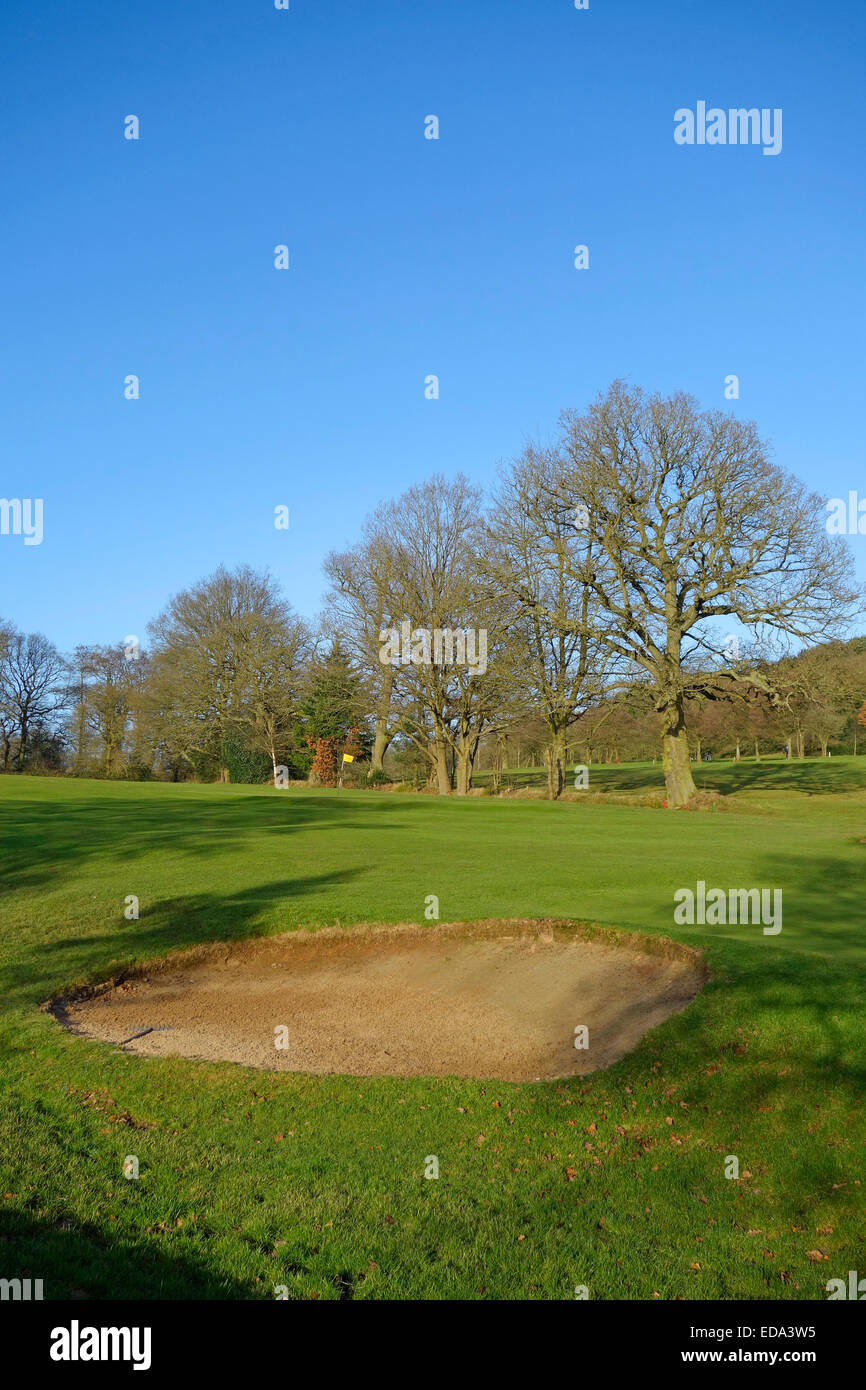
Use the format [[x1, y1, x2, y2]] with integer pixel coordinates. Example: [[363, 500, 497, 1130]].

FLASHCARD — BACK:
[[1, 766, 864, 1299]]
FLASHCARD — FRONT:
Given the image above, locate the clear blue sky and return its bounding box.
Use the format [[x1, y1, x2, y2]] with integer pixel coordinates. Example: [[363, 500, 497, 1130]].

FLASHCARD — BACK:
[[2, 0, 864, 651]]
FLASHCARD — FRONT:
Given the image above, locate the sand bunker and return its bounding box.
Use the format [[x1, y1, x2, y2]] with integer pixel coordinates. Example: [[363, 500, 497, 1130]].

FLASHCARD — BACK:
[[54, 921, 707, 1083]]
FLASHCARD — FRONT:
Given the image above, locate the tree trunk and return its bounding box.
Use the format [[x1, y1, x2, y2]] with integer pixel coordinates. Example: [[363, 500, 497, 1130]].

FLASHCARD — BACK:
[[734, 742, 740, 762], [454, 724, 479, 795], [754, 741, 760, 762], [17, 716, 29, 770], [659, 697, 697, 806], [546, 728, 567, 799], [369, 666, 393, 775], [75, 704, 87, 773], [433, 731, 451, 794], [491, 729, 507, 793]]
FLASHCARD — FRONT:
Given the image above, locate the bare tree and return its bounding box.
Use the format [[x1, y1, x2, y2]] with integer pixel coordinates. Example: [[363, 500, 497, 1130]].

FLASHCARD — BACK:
[[374, 474, 508, 794], [69, 644, 150, 776], [487, 445, 617, 797], [324, 522, 401, 777], [147, 565, 299, 781], [549, 382, 862, 805], [0, 619, 18, 770], [0, 629, 67, 770], [240, 614, 310, 781]]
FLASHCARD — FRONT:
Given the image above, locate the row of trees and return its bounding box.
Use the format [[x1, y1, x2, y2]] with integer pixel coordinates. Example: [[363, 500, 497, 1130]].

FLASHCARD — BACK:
[[0, 593, 365, 786], [324, 382, 863, 804], [491, 637, 866, 771], [2, 384, 863, 805]]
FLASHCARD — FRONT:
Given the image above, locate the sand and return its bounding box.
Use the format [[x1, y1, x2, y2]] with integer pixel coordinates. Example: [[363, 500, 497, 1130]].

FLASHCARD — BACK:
[[53, 920, 707, 1083]]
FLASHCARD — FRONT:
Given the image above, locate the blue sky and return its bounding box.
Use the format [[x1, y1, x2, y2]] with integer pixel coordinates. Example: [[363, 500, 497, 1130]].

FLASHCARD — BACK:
[[1, 0, 864, 651]]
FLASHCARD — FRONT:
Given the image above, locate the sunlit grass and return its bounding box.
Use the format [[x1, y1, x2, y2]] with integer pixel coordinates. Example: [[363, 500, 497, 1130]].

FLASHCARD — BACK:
[[1, 765, 864, 1299]]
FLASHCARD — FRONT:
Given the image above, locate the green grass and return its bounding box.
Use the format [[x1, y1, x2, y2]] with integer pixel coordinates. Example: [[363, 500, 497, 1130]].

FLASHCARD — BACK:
[[1, 762, 864, 1300]]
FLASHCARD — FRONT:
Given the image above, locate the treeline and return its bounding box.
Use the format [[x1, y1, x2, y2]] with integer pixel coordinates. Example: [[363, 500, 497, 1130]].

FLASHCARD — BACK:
[[0, 574, 364, 787], [485, 633, 866, 774], [3, 602, 864, 789], [3, 383, 864, 805]]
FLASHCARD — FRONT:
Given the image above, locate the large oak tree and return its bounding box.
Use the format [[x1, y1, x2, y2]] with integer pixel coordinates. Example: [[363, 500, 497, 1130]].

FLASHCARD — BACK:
[[548, 382, 862, 805]]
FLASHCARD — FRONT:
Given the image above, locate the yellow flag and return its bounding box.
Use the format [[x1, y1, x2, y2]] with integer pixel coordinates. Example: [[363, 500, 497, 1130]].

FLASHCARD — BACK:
[[342, 753, 354, 763]]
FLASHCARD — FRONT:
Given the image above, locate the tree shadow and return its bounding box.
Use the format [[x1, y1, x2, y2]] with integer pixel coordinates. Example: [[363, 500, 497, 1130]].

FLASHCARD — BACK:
[[0, 787, 402, 897], [612, 947, 866, 1211], [657, 843, 866, 1079], [1, 871, 364, 1006], [477, 758, 866, 797], [0, 1207, 255, 1300], [695, 760, 866, 796]]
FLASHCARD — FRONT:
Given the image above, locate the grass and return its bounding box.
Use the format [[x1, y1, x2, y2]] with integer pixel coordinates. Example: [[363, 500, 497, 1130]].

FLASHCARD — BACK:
[[1, 759, 864, 1300]]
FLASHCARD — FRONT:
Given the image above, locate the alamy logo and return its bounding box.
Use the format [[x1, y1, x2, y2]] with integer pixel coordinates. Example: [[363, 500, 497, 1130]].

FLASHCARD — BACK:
[[826, 492, 866, 535], [379, 620, 488, 676], [826, 1271, 866, 1299], [674, 881, 782, 934], [50, 1320, 152, 1371], [674, 102, 782, 156], [0, 1277, 43, 1300], [0, 497, 43, 545]]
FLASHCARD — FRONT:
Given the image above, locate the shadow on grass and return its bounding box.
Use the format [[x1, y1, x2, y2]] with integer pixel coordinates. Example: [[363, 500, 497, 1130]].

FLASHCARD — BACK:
[[749, 848, 866, 959], [695, 760, 866, 797], [0, 788, 406, 897], [1, 871, 364, 1005], [476, 758, 866, 797], [0, 1208, 252, 1300], [614, 944, 866, 1210]]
